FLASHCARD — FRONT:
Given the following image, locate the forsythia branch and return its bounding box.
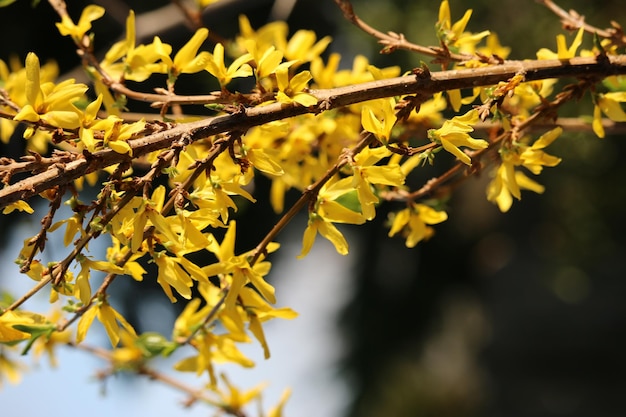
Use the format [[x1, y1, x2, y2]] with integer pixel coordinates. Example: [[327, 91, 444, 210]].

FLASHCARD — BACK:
[[1, 55, 625, 209]]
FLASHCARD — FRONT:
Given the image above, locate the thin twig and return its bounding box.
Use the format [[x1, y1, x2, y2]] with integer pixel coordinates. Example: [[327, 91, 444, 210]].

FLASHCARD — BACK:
[[538, 0, 626, 47]]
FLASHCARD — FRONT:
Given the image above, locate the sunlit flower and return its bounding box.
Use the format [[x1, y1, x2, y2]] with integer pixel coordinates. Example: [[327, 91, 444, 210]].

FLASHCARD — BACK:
[[537, 27, 585, 60], [436, 0, 490, 54], [361, 98, 397, 144], [205, 42, 253, 87], [275, 68, 318, 106], [13, 53, 87, 133], [427, 109, 488, 165], [202, 221, 278, 306], [55, 5, 105, 43], [101, 11, 168, 82], [155, 28, 211, 77]]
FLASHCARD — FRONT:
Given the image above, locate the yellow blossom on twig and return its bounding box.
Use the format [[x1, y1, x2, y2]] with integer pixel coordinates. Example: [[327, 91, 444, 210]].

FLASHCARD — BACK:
[[275, 68, 318, 107], [487, 127, 562, 212], [428, 109, 488, 165], [537, 27, 585, 60], [388, 203, 448, 248], [205, 43, 253, 87], [55, 5, 105, 43]]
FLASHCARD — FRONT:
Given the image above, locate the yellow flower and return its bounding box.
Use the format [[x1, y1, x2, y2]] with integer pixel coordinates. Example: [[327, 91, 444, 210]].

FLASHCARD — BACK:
[[297, 214, 349, 258], [236, 15, 288, 58], [2, 200, 34, 215], [388, 204, 448, 247], [110, 330, 144, 370], [13, 53, 87, 132], [102, 11, 168, 82], [428, 109, 488, 165], [315, 177, 367, 225], [243, 146, 284, 176], [477, 33, 511, 60], [245, 40, 294, 82], [0, 56, 58, 147], [310, 52, 341, 89], [436, 0, 490, 54], [279, 29, 332, 66], [74, 254, 126, 305], [55, 5, 105, 43], [215, 373, 266, 414], [0, 311, 36, 343], [487, 127, 562, 212], [361, 98, 397, 144], [202, 221, 278, 306], [154, 252, 195, 302], [350, 146, 405, 220], [90, 115, 145, 155], [275, 68, 318, 107], [486, 163, 544, 212], [205, 42, 253, 87], [174, 332, 254, 385], [593, 92, 626, 138], [156, 28, 211, 77], [537, 27, 585, 60], [239, 286, 297, 359]]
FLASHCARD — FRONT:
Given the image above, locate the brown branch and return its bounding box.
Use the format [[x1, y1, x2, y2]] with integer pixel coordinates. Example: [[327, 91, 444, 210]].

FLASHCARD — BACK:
[[538, 0, 626, 47], [333, 0, 471, 62], [69, 342, 228, 411], [2, 54, 625, 210], [399, 79, 584, 202]]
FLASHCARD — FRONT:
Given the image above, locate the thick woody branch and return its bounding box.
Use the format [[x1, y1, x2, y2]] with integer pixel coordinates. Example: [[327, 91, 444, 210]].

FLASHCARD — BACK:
[[1, 54, 626, 209]]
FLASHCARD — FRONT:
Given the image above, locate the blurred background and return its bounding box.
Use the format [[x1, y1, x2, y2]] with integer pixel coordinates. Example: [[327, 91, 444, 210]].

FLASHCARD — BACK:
[[1, 0, 626, 416]]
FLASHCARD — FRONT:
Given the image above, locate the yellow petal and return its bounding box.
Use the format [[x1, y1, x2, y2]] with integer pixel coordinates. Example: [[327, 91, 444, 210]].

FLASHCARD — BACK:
[[592, 105, 605, 138], [297, 221, 318, 259], [2, 200, 34, 214], [173, 28, 209, 70], [247, 148, 284, 175], [25, 53, 41, 106], [318, 220, 349, 255], [97, 303, 121, 346], [532, 126, 563, 149], [388, 208, 411, 237], [248, 314, 270, 359], [415, 204, 448, 224], [515, 171, 545, 194], [13, 104, 40, 123], [441, 139, 471, 165], [318, 200, 366, 225], [76, 306, 97, 343], [108, 140, 132, 155], [361, 106, 383, 136], [293, 92, 318, 107]]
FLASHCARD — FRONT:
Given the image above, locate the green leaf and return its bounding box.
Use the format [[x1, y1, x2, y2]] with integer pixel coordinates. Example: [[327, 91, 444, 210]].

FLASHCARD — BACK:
[[0, 0, 18, 7], [12, 323, 55, 355], [135, 332, 178, 358], [333, 189, 362, 213]]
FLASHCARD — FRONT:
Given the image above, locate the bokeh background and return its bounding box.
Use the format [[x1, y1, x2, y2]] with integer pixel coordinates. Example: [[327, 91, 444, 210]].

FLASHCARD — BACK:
[[1, 1, 626, 416]]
